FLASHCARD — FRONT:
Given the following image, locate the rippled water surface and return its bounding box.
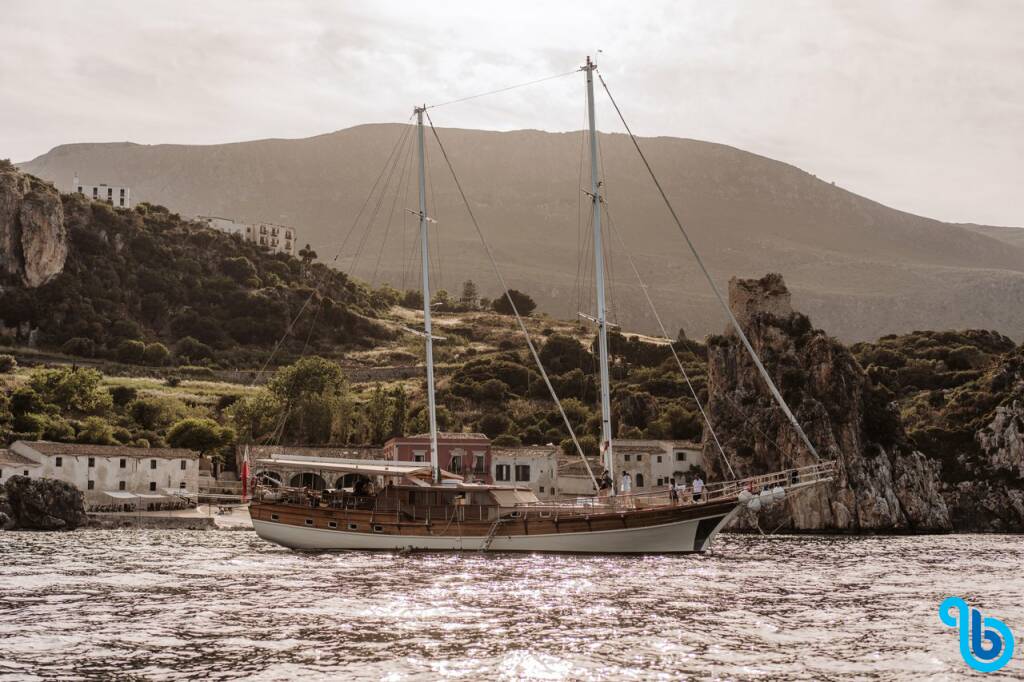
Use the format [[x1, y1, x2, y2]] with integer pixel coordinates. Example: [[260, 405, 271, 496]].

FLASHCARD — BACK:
[[1, 531, 1021, 680]]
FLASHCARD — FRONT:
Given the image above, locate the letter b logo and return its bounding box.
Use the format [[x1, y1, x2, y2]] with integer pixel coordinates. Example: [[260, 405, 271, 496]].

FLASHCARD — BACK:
[[939, 596, 1015, 673]]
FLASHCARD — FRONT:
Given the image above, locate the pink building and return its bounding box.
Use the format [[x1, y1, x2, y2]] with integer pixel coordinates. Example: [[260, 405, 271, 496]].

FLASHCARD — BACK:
[[383, 432, 491, 483]]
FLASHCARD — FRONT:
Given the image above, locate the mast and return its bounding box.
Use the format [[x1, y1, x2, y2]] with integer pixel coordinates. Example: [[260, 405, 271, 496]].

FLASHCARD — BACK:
[[415, 105, 441, 484], [584, 57, 615, 481]]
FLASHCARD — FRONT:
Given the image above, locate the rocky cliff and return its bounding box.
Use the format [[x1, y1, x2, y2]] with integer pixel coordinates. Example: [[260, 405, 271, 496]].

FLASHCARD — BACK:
[[703, 273, 952, 532], [0, 165, 67, 288], [0, 475, 88, 531]]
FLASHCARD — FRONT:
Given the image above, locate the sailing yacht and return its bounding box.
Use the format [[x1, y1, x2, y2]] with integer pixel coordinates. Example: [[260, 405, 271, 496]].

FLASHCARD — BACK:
[[250, 57, 835, 553]]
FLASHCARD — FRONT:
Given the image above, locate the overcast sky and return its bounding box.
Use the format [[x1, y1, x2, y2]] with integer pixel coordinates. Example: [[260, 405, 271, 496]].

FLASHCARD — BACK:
[[2, 1, 1021, 226]]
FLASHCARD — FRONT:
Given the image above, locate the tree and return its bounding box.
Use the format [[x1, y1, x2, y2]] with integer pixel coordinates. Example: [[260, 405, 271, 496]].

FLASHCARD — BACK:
[[116, 339, 146, 364], [298, 244, 318, 265], [167, 417, 234, 455], [365, 383, 392, 445], [143, 342, 170, 366], [29, 367, 111, 415], [266, 356, 350, 444], [222, 256, 258, 282], [388, 385, 407, 438], [492, 289, 536, 316], [78, 416, 117, 445], [176, 336, 214, 363], [459, 280, 479, 309], [0, 354, 16, 373]]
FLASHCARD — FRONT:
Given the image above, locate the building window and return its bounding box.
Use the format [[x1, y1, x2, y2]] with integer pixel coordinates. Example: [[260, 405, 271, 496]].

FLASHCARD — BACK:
[[449, 455, 462, 474], [657, 455, 663, 463], [636, 454, 643, 462], [150, 459, 157, 470], [120, 188, 125, 196], [24, 470, 29, 476], [120, 459, 127, 468], [119, 481, 126, 491], [539, 486, 545, 493], [87, 480, 95, 490], [636, 473, 645, 488], [474, 454, 486, 474], [149, 482, 156, 491], [624, 454, 631, 462], [180, 460, 187, 470], [676, 452, 687, 462], [515, 465, 531, 482], [77, 186, 83, 193], [92, 187, 98, 197], [88, 457, 95, 468], [55, 457, 62, 467], [413, 453, 425, 463], [179, 482, 186, 489], [495, 464, 510, 482], [119, 198, 125, 207]]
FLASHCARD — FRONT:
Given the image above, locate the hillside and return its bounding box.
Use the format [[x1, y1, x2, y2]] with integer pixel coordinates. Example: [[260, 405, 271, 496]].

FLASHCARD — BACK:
[[19, 124, 1024, 342], [0, 165, 391, 366]]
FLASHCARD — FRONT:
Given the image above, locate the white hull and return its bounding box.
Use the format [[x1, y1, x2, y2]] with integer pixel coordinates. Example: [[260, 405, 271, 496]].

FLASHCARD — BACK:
[[252, 504, 743, 553]]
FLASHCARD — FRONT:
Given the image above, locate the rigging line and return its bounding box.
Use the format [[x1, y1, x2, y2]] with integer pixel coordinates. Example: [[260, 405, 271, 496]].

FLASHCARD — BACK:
[[596, 70, 822, 462], [249, 124, 412, 386], [371, 124, 415, 285], [603, 205, 736, 478], [425, 110, 598, 489], [350, 125, 413, 278], [426, 68, 580, 110]]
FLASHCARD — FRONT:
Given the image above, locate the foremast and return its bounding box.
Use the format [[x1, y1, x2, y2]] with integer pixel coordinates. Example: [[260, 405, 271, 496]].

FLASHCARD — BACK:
[[415, 105, 441, 484], [584, 57, 615, 481]]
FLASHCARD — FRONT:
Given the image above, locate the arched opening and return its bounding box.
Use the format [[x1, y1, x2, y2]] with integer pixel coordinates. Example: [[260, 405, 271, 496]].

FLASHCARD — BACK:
[[334, 473, 358, 490], [289, 472, 327, 490], [255, 471, 282, 487], [635, 473, 645, 489]]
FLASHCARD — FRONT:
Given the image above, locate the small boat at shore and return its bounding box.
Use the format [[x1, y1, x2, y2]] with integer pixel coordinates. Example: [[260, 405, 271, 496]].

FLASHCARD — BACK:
[[252, 56, 835, 553]]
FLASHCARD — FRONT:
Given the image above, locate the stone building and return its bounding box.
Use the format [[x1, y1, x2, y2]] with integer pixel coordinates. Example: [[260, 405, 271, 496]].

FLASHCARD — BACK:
[[383, 433, 492, 483], [491, 445, 560, 499], [5, 441, 199, 510], [197, 215, 297, 255]]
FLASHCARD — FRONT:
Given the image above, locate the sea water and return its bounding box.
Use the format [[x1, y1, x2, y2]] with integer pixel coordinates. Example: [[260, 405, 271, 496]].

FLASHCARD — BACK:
[[1, 531, 1021, 680]]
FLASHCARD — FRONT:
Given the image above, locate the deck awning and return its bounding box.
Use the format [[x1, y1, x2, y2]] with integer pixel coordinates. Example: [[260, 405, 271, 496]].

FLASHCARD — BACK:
[[135, 493, 166, 500], [103, 491, 138, 500], [490, 488, 541, 506], [255, 458, 461, 479]]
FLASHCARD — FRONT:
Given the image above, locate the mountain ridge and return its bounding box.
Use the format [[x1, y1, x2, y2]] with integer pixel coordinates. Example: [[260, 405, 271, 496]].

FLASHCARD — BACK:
[[18, 124, 1024, 342]]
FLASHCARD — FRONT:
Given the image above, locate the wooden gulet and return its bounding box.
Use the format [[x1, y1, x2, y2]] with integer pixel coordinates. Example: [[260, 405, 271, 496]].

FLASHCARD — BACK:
[[250, 57, 836, 553]]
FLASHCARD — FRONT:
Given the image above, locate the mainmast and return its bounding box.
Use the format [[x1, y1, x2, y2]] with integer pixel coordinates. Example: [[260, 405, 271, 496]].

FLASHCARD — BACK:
[[584, 57, 615, 481], [415, 105, 441, 484]]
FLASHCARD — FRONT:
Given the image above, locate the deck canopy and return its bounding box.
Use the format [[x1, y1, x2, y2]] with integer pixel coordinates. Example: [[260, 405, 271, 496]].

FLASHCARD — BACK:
[[254, 457, 462, 480], [490, 489, 542, 506], [103, 491, 138, 500]]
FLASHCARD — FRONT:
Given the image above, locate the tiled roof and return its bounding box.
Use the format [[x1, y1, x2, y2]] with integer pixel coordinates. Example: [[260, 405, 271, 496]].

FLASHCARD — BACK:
[[15, 441, 199, 460], [409, 432, 489, 441], [0, 450, 41, 468], [491, 446, 559, 458]]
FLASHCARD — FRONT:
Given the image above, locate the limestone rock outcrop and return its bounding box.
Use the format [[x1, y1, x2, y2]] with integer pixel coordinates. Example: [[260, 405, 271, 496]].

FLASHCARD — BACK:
[[703, 273, 952, 532], [0, 166, 67, 288], [1, 475, 88, 531]]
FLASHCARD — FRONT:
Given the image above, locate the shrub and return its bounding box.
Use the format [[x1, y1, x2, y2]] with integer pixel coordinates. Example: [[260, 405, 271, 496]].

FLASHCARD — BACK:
[[61, 337, 96, 357], [142, 342, 170, 366], [109, 385, 138, 407], [176, 336, 214, 362], [492, 434, 522, 447], [478, 412, 511, 438], [116, 339, 146, 364], [0, 354, 16, 373], [492, 289, 537, 316]]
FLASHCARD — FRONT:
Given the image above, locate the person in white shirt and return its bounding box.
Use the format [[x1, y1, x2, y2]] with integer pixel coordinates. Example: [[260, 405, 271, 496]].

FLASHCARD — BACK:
[[620, 471, 632, 494], [692, 476, 704, 502]]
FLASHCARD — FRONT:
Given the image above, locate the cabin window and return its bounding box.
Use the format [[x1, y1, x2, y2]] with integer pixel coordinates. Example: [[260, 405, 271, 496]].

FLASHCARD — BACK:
[[55, 457, 63, 467], [515, 465, 531, 482], [373, 525, 384, 533], [119, 481, 126, 491], [271, 514, 279, 521], [149, 482, 156, 491], [495, 464, 511, 482], [328, 521, 338, 529], [88, 457, 95, 468], [348, 523, 358, 530], [305, 519, 314, 526], [87, 480, 95, 490]]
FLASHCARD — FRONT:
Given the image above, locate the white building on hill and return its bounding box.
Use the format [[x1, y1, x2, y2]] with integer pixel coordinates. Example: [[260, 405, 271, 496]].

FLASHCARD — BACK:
[[74, 175, 130, 208], [3, 441, 200, 510], [197, 215, 297, 256]]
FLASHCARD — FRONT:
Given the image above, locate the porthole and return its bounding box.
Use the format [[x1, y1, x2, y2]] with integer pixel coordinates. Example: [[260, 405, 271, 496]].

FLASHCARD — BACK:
[[373, 524, 384, 533], [305, 519, 314, 526], [270, 514, 279, 521], [348, 523, 358, 531], [328, 521, 338, 529], [510, 511, 521, 519]]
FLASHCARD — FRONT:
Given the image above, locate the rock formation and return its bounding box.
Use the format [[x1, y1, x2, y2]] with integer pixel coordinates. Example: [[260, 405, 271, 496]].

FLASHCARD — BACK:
[[703, 273, 952, 532], [1, 475, 88, 531], [0, 165, 67, 288]]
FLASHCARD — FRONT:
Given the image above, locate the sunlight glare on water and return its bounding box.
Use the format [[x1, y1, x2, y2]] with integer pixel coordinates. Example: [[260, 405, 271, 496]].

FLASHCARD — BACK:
[[1, 531, 1021, 680]]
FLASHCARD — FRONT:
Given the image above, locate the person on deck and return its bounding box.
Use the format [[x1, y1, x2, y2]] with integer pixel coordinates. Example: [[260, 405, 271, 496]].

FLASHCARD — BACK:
[[598, 472, 613, 498], [692, 475, 705, 502], [669, 478, 679, 504]]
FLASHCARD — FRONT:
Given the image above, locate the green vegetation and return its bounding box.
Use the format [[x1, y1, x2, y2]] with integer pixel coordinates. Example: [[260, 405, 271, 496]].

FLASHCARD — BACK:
[[0, 197, 393, 368]]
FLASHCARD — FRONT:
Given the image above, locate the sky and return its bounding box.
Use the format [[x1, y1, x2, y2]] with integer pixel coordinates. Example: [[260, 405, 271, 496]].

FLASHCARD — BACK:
[[1, 0, 1022, 227]]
